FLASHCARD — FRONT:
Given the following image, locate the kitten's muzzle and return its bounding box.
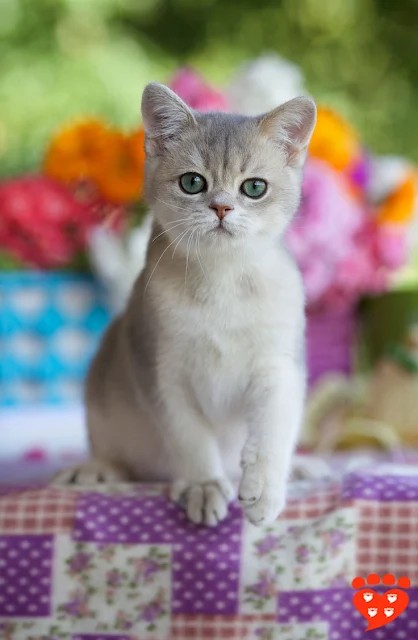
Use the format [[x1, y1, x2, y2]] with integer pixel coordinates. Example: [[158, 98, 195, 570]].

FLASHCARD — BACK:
[[209, 203, 234, 221]]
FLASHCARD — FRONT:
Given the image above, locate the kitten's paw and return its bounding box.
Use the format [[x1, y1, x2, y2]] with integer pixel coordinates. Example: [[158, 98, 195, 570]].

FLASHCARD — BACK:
[[171, 477, 234, 527], [239, 461, 285, 526], [52, 460, 128, 486]]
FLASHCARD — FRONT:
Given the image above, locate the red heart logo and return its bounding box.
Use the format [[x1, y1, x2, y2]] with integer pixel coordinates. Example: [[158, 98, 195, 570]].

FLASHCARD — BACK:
[[352, 588, 410, 631]]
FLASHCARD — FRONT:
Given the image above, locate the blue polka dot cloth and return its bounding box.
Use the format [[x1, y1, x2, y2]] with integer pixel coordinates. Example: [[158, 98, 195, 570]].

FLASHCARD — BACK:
[[0, 272, 112, 406]]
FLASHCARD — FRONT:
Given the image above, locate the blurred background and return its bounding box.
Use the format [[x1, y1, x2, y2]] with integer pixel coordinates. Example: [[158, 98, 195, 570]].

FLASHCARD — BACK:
[[1, 0, 418, 480], [1, 0, 418, 176]]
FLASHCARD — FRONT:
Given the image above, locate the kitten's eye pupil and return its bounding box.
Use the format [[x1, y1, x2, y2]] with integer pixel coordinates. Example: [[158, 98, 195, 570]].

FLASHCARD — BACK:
[[241, 178, 267, 199], [180, 172, 206, 194]]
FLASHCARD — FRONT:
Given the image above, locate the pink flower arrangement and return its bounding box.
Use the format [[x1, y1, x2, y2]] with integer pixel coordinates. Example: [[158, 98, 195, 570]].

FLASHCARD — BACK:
[[286, 159, 364, 309], [169, 68, 229, 112], [286, 159, 410, 311]]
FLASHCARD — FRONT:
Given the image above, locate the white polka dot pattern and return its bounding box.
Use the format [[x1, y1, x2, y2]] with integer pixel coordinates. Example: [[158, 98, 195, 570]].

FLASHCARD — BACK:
[[74, 492, 243, 615], [0, 535, 52, 616]]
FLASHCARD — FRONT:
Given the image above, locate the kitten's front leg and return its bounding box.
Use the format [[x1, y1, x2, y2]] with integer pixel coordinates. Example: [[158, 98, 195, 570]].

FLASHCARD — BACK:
[[161, 386, 234, 526], [239, 357, 306, 525]]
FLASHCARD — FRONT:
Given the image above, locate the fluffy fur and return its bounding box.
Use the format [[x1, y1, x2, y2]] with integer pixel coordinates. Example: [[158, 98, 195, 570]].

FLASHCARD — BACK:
[[55, 83, 316, 527]]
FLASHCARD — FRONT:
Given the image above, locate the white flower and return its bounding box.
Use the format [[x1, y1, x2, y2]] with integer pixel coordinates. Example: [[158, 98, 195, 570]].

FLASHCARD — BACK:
[[227, 54, 306, 115], [88, 215, 152, 311], [367, 154, 412, 203]]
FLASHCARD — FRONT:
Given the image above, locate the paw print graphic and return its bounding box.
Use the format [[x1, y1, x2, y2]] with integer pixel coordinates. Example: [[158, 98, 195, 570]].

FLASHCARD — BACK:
[[352, 573, 410, 631]]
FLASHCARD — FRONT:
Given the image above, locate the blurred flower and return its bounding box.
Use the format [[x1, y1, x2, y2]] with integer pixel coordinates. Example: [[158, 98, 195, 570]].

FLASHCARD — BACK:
[[321, 528, 347, 552], [0, 175, 110, 268], [255, 534, 281, 556], [295, 544, 310, 563], [133, 557, 160, 583], [68, 551, 92, 575], [349, 152, 372, 192], [376, 173, 417, 226], [106, 568, 123, 588], [138, 588, 166, 625], [247, 570, 277, 599], [93, 129, 145, 204], [140, 601, 164, 623], [309, 107, 361, 172], [115, 610, 134, 630], [286, 158, 408, 310], [367, 155, 412, 203], [44, 119, 112, 185], [60, 589, 91, 618], [287, 159, 364, 307], [376, 225, 408, 269], [88, 214, 152, 311], [44, 120, 145, 204], [227, 55, 306, 115], [169, 68, 228, 112]]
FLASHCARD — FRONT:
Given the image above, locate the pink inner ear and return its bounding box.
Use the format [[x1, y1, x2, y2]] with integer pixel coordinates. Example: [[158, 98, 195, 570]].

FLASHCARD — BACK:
[[260, 97, 316, 167]]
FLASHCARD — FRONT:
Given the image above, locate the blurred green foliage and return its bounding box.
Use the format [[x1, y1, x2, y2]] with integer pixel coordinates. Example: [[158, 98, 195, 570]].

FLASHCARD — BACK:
[[0, 0, 417, 177]]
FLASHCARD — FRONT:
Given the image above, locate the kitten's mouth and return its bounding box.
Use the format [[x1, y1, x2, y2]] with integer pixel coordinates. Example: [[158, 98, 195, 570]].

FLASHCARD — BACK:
[[212, 224, 233, 236]]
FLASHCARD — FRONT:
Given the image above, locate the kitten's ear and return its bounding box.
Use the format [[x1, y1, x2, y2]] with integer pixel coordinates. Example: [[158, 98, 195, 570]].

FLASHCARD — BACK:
[[141, 82, 196, 155], [259, 96, 317, 168]]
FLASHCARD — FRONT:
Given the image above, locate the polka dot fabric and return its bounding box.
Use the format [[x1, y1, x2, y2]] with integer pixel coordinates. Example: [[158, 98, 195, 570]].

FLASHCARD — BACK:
[[1, 454, 418, 639], [278, 587, 418, 640], [0, 273, 111, 406], [342, 471, 418, 501], [75, 492, 243, 615], [0, 535, 53, 617]]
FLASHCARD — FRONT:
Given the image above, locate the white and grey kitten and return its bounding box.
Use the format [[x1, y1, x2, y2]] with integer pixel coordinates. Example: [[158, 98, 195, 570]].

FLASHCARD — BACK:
[[56, 83, 316, 527]]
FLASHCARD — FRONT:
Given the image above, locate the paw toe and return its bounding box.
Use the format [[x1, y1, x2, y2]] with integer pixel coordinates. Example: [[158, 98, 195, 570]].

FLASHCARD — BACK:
[[52, 462, 126, 486], [172, 478, 233, 527], [238, 464, 263, 506]]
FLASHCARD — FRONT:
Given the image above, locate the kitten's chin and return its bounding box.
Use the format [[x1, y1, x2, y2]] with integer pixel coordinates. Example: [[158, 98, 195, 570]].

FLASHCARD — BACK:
[[210, 225, 234, 238]]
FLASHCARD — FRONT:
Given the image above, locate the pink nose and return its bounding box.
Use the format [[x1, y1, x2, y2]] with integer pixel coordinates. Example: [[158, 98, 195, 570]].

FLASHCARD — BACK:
[[210, 203, 234, 221]]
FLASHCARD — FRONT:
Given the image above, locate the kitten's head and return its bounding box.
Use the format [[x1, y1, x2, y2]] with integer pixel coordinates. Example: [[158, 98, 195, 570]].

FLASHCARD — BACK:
[[141, 82, 316, 254]]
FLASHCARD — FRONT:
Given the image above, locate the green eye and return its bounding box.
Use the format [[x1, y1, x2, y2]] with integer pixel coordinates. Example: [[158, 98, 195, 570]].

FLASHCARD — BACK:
[[241, 178, 268, 199], [179, 172, 207, 194]]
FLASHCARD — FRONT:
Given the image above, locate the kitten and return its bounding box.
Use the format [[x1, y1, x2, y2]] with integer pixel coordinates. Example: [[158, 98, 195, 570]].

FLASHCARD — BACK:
[[55, 83, 316, 527]]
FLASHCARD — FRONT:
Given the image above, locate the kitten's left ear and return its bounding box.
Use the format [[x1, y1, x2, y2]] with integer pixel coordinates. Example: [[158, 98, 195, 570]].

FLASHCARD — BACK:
[[259, 96, 317, 168], [141, 82, 196, 155]]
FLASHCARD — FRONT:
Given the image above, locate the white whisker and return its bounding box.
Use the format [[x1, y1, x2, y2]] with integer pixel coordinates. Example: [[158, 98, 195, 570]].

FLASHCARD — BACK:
[[144, 228, 190, 294], [184, 228, 196, 290], [152, 219, 189, 243], [196, 230, 208, 283], [171, 227, 190, 259], [155, 196, 189, 212]]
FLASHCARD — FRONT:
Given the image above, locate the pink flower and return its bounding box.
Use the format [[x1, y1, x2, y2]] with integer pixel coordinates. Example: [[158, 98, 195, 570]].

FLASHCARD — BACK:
[[68, 552, 92, 575], [134, 557, 160, 583], [255, 534, 281, 556], [376, 225, 407, 270], [0, 175, 123, 268], [61, 589, 91, 618], [286, 159, 364, 308], [169, 68, 228, 112], [286, 159, 408, 310], [247, 570, 277, 599], [106, 568, 123, 587]]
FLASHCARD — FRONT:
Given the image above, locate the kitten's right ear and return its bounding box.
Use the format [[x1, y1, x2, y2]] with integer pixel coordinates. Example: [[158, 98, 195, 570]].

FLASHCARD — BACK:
[[141, 82, 196, 155]]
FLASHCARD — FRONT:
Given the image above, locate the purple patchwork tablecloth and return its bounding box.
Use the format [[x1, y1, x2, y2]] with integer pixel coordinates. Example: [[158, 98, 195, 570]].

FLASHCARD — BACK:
[[1, 459, 418, 639]]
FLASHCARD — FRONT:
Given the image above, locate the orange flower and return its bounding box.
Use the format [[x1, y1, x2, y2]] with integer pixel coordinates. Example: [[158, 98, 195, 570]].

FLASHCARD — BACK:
[[44, 119, 114, 184], [93, 128, 145, 204], [377, 173, 418, 226], [309, 107, 361, 172]]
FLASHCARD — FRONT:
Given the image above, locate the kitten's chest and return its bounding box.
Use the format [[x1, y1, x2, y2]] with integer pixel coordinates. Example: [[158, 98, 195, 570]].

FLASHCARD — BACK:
[[166, 288, 278, 415]]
